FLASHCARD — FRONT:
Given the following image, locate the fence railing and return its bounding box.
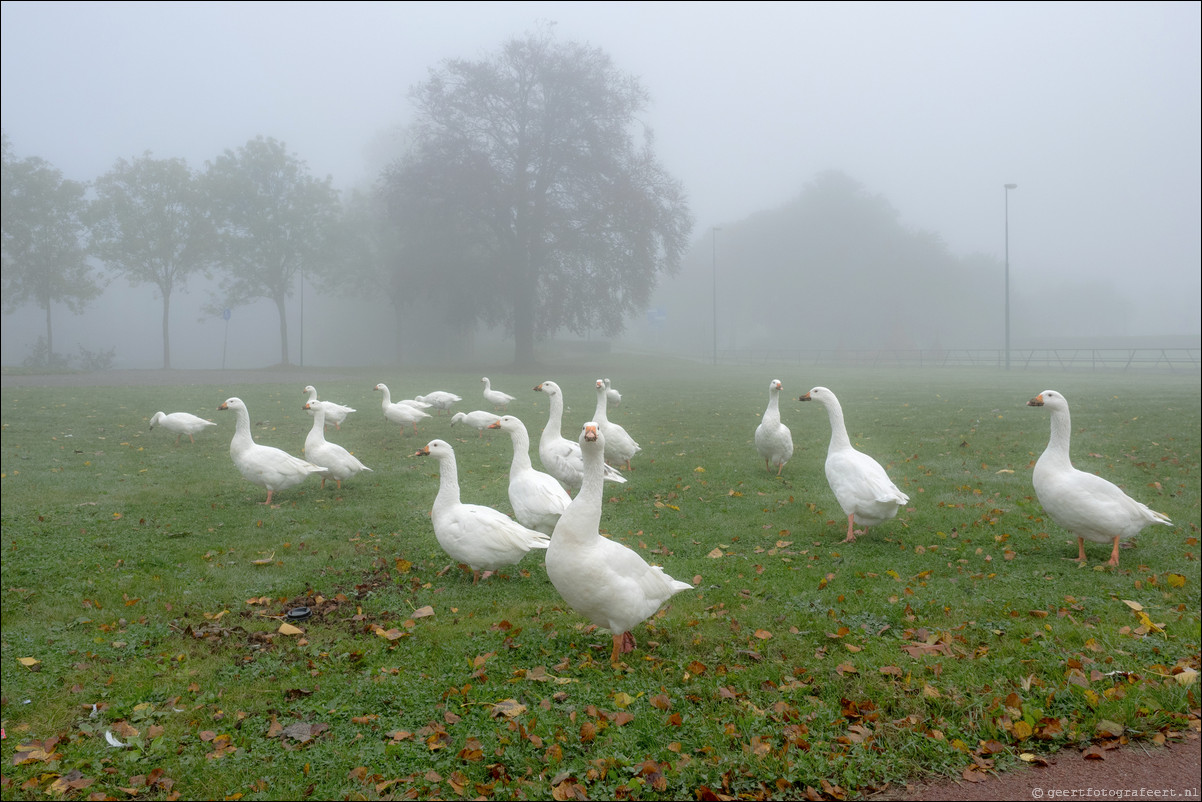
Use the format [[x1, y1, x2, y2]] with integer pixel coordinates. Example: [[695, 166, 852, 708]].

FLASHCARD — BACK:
[[711, 347, 1201, 372]]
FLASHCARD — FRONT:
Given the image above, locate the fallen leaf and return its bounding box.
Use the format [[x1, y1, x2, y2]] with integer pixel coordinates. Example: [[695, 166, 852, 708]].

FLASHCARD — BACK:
[[491, 699, 527, 718], [278, 622, 304, 636]]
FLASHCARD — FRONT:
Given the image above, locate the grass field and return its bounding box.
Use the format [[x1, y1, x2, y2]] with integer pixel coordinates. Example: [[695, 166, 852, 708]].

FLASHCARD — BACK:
[[2, 359, 1198, 800]]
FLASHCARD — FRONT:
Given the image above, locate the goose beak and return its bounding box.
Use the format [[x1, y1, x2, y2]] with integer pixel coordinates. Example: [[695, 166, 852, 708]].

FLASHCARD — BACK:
[[1027, 394, 1044, 407], [584, 423, 598, 442], [218, 402, 229, 411], [533, 383, 543, 391], [414, 446, 430, 457], [799, 393, 812, 402], [487, 421, 501, 429]]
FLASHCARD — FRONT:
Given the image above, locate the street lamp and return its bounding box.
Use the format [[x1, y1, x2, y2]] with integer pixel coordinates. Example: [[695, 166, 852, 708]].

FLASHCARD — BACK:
[[1004, 183, 1017, 370], [711, 227, 720, 366]]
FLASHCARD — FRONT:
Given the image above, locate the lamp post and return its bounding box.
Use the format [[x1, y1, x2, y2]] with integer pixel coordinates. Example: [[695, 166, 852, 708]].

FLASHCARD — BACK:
[[712, 226, 720, 366], [1004, 183, 1017, 370]]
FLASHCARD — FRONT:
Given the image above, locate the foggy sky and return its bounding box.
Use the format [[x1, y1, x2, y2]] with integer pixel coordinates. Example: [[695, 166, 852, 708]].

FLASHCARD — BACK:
[[2, 0, 1199, 366]]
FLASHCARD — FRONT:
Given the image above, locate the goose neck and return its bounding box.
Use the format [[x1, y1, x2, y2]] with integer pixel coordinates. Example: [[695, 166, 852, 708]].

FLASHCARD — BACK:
[[823, 401, 853, 453], [1043, 406, 1074, 466], [434, 454, 462, 508], [508, 428, 534, 471]]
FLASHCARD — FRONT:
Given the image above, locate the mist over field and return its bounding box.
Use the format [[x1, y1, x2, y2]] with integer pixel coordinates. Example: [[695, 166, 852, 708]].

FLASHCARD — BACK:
[[3, 2, 1198, 370]]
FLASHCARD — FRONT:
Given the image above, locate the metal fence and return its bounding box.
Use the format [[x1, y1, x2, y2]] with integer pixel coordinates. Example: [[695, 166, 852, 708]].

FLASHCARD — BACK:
[[713, 347, 1201, 372]]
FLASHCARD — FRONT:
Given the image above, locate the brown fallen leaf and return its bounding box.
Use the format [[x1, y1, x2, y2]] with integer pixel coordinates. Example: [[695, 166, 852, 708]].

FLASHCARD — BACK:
[[491, 699, 527, 718]]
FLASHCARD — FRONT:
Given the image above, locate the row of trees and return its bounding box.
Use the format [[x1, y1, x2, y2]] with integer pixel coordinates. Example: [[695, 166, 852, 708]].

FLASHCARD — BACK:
[[2, 28, 695, 369], [2, 134, 341, 368]]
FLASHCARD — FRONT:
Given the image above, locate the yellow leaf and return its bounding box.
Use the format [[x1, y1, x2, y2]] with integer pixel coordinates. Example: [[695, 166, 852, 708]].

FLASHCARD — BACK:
[[1174, 668, 1198, 687], [411, 605, 435, 619], [491, 699, 526, 718], [278, 622, 304, 636], [694, 466, 705, 473], [706, 547, 724, 558], [252, 553, 276, 565], [1012, 720, 1033, 739], [1121, 599, 1144, 611], [612, 691, 636, 709], [18, 656, 40, 669], [1166, 573, 1186, 588]]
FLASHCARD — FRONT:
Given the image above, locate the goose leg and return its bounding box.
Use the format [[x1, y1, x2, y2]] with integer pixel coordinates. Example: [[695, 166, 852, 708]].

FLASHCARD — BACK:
[[1073, 537, 1088, 563], [776, 462, 784, 477], [610, 633, 624, 665], [843, 514, 857, 543], [1106, 537, 1121, 567]]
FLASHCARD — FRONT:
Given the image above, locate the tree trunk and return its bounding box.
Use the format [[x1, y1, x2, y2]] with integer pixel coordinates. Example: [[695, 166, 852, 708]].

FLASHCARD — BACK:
[[161, 290, 172, 369], [44, 301, 54, 360], [511, 248, 538, 368], [275, 294, 290, 365]]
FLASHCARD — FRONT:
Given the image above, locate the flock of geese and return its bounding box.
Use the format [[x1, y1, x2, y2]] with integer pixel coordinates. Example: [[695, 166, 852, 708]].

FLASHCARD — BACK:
[[148, 376, 1173, 664]]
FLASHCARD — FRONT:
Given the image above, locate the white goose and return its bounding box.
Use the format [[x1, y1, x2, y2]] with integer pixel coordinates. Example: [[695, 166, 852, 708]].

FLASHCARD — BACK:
[[217, 397, 326, 505], [1028, 390, 1171, 566], [546, 422, 692, 666], [303, 401, 372, 490], [800, 386, 909, 542], [489, 415, 571, 535], [481, 377, 516, 411], [451, 410, 502, 438], [149, 411, 216, 444], [593, 378, 640, 470], [414, 390, 462, 415], [533, 380, 627, 493], [755, 379, 793, 475], [604, 378, 622, 407], [415, 439, 550, 583], [374, 383, 432, 435], [302, 385, 355, 430]]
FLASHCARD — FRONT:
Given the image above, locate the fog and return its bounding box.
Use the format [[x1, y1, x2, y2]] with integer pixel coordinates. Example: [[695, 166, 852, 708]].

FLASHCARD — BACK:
[[2, 1, 1199, 369]]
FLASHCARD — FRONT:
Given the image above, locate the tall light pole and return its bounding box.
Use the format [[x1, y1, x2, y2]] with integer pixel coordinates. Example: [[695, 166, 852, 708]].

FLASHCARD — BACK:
[[711, 226, 720, 366], [1004, 183, 1017, 370]]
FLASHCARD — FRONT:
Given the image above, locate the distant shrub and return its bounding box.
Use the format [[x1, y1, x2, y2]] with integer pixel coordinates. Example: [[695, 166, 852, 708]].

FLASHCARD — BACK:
[[76, 342, 116, 371], [22, 337, 72, 370]]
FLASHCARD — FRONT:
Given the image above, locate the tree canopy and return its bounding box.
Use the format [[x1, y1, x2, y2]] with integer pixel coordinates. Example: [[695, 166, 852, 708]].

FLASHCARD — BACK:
[[1, 133, 101, 360], [89, 153, 213, 368], [204, 136, 341, 366], [381, 28, 693, 366]]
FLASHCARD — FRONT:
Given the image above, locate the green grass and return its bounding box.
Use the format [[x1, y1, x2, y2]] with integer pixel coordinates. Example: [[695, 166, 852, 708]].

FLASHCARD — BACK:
[[2, 360, 1199, 800]]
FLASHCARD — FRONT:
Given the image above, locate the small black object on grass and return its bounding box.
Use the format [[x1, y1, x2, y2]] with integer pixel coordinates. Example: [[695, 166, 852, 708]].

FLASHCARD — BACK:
[[286, 607, 312, 622]]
